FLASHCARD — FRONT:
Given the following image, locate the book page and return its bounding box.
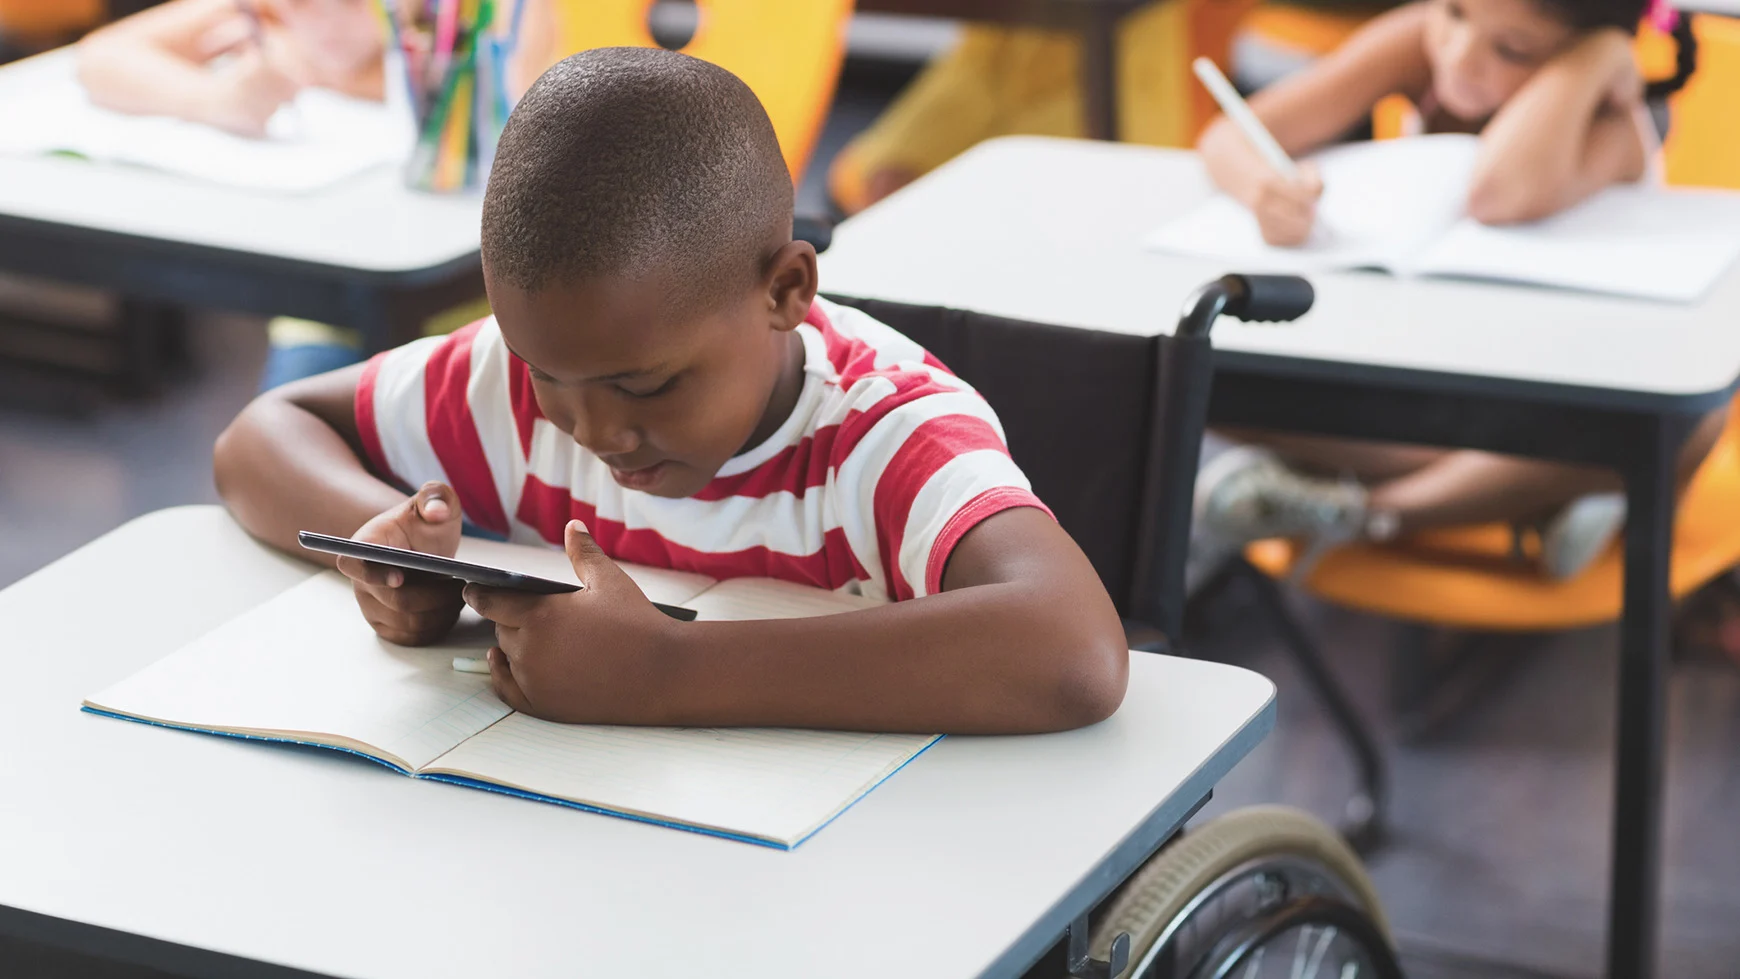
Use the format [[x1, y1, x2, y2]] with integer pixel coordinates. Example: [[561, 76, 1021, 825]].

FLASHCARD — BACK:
[[423, 718, 938, 847], [0, 53, 409, 193], [1408, 185, 1740, 303], [1144, 134, 1480, 273], [84, 573, 507, 771], [684, 576, 885, 621]]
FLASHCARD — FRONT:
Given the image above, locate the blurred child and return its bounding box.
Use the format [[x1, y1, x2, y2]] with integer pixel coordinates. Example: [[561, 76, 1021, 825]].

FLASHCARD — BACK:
[[1190, 0, 1717, 583], [76, 0, 384, 138], [212, 48, 1128, 733]]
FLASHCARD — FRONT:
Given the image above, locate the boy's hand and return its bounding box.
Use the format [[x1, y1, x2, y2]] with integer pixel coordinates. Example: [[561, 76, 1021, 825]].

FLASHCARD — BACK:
[[204, 48, 298, 137], [338, 482, 466, 647], [1253, 161, 1322, 247], [463, 520, 678, 723]]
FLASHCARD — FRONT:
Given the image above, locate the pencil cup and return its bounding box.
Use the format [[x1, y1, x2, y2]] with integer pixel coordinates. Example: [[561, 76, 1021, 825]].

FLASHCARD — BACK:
[[381, 2, 515, 195]]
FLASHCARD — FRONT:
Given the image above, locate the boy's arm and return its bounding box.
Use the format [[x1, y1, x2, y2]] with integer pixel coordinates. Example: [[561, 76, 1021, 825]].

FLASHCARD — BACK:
[[1466, 29, 1648, 225], [76, 0, 296, 137], [467, 509, 1131, 735], [215, 365, 469, 645], [214, 364, 403, 558]]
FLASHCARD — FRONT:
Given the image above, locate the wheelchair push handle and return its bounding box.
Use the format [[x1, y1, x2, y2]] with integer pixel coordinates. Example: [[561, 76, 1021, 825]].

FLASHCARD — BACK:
[[1177, 274, 1314, 337]]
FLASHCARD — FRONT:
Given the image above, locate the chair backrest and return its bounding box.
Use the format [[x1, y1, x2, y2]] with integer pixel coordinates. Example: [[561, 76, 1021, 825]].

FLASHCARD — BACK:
[[823, 295, 1192, 628], [0, 0, 102, 41], [543, 0, 853, 180], [1663, 14, 1740, 190]]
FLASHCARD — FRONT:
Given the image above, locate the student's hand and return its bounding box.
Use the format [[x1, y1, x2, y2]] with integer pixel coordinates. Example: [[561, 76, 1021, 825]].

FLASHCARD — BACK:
[[463, 520, 678, 723], [1253, 162, 1323, 247], [338, 482, 466, 646], [202, 48, 299, 137]]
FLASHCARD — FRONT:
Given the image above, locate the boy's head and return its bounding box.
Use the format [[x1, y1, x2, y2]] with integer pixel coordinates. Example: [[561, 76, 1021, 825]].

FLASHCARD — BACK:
[[481, 47, 816, 500]]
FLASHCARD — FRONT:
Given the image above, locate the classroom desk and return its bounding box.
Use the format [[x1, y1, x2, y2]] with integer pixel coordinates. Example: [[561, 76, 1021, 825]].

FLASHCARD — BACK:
[[817, 135, 1740, 979], [0, 51, 485, 356], [0, 505, 1275, 979]]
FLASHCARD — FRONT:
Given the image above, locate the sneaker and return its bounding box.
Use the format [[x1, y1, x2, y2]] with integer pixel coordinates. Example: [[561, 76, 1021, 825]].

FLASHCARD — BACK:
[[1540, 492, 1625, 580], [1187, 446, 1373, 590]]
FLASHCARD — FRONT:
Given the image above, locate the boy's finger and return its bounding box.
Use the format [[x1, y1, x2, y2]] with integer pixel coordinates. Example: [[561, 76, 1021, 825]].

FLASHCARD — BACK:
[[488, 647, 534, 713], [564, 519, 608, 576], [412, 482, 458, 524], [462, 584, 540, 626], [337, 555, 402, 588]]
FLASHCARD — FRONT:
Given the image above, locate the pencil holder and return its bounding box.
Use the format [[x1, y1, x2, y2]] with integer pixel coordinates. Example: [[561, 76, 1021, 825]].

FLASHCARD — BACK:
[[380, 1, 519, 194]]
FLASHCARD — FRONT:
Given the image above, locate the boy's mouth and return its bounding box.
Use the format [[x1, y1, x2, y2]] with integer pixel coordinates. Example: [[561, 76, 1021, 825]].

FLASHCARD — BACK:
[[608, 460, 669, 491]]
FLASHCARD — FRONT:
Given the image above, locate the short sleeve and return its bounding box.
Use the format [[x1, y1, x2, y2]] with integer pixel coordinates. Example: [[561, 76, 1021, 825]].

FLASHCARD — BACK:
[[832, 376, 1052, 601], [352, 320, 515, 535]]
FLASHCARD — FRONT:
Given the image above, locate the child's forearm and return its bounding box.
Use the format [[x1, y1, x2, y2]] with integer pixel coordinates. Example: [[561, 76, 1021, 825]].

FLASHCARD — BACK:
[[645, 582, 1127, 735], [1468, 31, 1644, 224], [77, 35, 229, 126], [214, 393, 405, 567]]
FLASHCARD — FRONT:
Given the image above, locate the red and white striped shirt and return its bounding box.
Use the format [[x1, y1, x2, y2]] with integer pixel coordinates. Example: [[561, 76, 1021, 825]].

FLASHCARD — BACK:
[[355, 297, 1050, 601]]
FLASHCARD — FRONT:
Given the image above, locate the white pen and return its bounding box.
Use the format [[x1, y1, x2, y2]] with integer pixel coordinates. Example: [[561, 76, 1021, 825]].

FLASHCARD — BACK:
[[1192, 57, 1298, 180], [453, 656, 490, 675]]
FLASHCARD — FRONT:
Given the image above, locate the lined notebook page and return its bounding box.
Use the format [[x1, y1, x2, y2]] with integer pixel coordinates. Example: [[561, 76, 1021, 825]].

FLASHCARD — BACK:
[[423, 718, 938, 846], [426, 576, 923, 847], [1408, 186, 1740, 303], [685, 577, 885, 621], [0, 52, 408, 193], [84, 574, 507, 771]]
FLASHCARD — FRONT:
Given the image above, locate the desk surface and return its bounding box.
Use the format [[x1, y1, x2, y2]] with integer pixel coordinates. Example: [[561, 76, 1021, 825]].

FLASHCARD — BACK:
[[819, 136, 1740, 410], [0, 51, 481, 278], [0, 507, 1274, 979]]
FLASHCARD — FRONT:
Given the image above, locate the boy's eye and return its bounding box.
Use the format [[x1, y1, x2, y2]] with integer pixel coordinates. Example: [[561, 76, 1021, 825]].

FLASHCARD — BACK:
[[618, 375, 679, 399], [1444, 0, 1464, 21], [528, 367, 557, 383]]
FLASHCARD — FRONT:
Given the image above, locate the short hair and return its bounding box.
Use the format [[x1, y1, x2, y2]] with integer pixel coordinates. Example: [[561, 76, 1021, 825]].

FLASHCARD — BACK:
[[481, 47, 793, 302]]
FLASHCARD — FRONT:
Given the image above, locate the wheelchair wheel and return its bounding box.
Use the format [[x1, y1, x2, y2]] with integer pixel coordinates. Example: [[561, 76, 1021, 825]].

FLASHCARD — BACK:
[[1089, 806, 1401, 979]]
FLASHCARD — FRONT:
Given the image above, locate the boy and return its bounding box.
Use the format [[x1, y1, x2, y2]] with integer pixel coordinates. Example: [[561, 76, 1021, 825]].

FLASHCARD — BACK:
[[214, 48, 1129, 735]]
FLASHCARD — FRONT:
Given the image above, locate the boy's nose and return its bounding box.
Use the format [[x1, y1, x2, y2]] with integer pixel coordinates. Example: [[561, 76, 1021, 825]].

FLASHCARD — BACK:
[[568, 407, 641, 458]]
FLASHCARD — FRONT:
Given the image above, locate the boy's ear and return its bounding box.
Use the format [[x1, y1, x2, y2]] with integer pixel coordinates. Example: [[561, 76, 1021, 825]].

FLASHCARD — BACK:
[[764, 239, 818, 333]]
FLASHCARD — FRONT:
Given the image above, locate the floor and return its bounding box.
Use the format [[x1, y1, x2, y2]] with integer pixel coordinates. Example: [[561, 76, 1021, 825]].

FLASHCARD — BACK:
[[3, 53, 1739, 979]]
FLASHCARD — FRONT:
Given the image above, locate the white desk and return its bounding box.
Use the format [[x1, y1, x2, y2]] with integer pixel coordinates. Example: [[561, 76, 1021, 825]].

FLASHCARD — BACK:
[[0, 506, 1275, 979], [0, 51, 484, 353], [821, 136, 1740, 409], [818, 135, 1740, 979]]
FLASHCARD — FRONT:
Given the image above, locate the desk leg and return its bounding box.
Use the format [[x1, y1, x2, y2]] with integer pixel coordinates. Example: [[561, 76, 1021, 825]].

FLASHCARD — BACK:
[[1081, 8, 1120, 141], [1605, 421, 1677, 979]]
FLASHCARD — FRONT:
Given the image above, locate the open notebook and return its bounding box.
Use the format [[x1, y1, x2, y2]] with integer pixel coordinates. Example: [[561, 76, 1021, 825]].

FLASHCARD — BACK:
[[0, 52, 409, 193], [1145, 134, 1740, 304], [83, 540, 935, 849]]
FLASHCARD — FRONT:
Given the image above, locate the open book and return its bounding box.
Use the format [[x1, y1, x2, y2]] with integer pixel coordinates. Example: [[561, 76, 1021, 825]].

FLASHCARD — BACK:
[[1146, 134, 1740, 304], [0, 52, 409, 193], [83, 540, 936, 849]]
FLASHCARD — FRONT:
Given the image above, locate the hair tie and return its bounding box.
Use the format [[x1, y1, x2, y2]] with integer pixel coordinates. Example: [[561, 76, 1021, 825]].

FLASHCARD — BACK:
[[1647, 0, 1681, 35]]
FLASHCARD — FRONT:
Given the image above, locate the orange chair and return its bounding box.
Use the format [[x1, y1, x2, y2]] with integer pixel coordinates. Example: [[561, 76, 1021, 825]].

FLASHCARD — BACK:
[[1663, 14, 1740, 190], [536, 0, 853, 181], [0, 0, 103, 45]]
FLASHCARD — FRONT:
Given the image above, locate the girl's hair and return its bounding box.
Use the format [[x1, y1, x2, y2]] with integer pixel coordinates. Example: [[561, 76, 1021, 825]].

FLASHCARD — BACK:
[[1534, 0, 1699, 99]]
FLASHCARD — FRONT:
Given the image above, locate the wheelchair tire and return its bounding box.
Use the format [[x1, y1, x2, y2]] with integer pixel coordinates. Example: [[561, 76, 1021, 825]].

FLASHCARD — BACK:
[[1089, 805, 1392, 979]]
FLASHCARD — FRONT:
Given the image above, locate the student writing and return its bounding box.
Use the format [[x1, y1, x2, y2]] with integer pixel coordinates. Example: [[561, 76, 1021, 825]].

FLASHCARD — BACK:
[[1186, 0, 1720, 585], [75, 0, 384, 138], [213, 48, 1130, 735]]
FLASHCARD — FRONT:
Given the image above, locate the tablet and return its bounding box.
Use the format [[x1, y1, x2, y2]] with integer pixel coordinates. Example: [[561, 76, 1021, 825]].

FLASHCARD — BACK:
[[297, 532, 698, 621]]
